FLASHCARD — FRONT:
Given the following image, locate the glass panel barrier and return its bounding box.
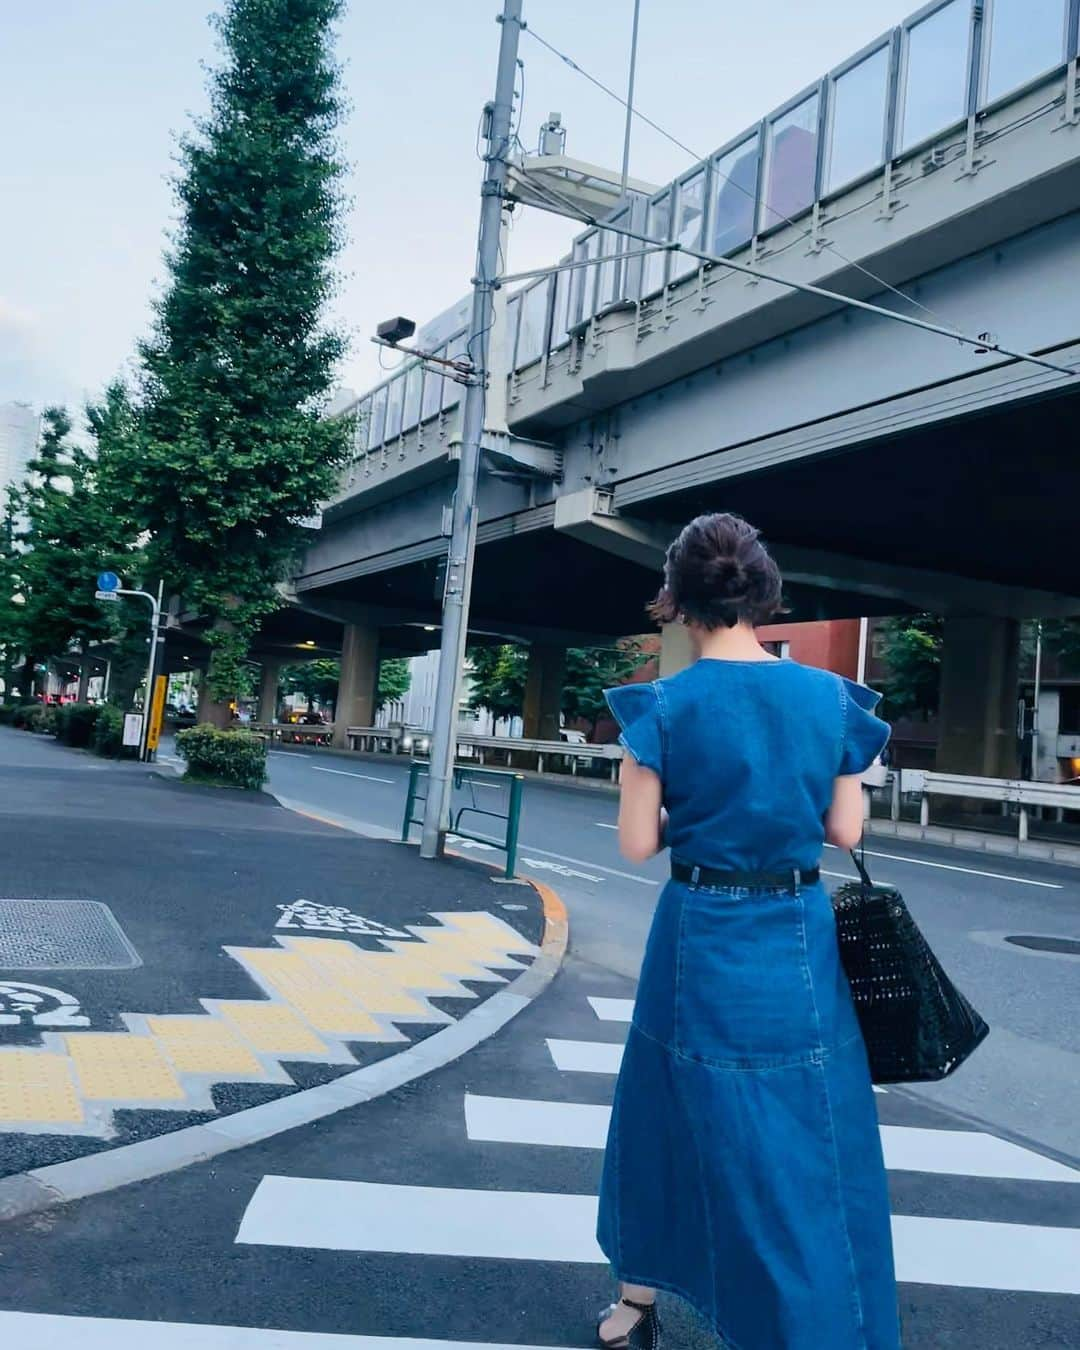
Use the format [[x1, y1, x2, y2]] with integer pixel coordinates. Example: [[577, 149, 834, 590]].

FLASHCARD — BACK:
[[384, 372, 404, 441], [983, 0, 1067, 104], [825, 45, 890, 193], [354, 397, 372, 455], [401, 362, 422, 432], [671, 169, 706, 280], [761, 92, 820, 230], [505, 292, 521, 366], [642, 192, 671, 295], [596, 228, 618, 309], [442, 332, 467, 411], [517, 280, 549, 367], [420, 348, 444, 421], [570, 232, 599, 325], [369, 384, 387, 448], [550, 258, 571, 349], [711, 134, 759, 256], [900, 1, 970, 151]]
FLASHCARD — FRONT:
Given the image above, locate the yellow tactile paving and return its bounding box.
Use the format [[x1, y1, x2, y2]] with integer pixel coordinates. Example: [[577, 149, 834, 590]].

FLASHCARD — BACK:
[[0, 1050, 84, 1124], [439, 911, 538, 953], [65, 1033, 185, 1102], [146, 1016, 265, 1076], [233, 948, 384, 1036], [404, 928, 528, 968], [285, 939, 436, 1018], [215, 1000, 328, 1056], [383, 937, 509, 985], [347, 946, 472, 994]]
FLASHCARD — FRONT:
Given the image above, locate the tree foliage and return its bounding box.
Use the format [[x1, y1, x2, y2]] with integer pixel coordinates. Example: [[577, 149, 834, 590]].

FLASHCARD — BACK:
[[7, 407, 136, 697], [125, 0, 352, 704], [466, 645, 528, 722], [563, 642, 650, 733], [281, 657, 340, 711], [376, 657, 411, 712], [877, 615, 943, 720]]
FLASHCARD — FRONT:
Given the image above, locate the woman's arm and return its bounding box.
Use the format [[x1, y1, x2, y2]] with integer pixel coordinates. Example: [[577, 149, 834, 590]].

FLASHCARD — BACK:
[[617, 752, 665, 863], [825, 773, 866, 851]]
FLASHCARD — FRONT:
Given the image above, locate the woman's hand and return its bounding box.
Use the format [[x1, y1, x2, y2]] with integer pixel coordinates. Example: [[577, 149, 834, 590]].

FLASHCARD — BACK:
[[617, 753, 665, 863]]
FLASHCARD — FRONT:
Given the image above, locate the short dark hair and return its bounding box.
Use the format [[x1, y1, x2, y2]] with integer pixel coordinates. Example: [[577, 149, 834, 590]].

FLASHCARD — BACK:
[[648, 513, 785, 630]]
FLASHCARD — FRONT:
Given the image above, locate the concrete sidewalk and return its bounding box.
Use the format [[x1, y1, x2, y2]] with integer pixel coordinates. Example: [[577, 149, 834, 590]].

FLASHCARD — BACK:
[[0, 727, 553, 1188]]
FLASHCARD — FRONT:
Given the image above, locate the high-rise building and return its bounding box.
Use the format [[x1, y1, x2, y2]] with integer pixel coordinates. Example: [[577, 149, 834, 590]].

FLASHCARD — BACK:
[[0, 402, 39, 496]]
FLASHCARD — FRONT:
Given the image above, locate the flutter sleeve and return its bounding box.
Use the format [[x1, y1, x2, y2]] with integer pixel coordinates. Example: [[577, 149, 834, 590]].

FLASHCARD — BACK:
[[838, 676, 891, 776], [604, 681, 663, 778]]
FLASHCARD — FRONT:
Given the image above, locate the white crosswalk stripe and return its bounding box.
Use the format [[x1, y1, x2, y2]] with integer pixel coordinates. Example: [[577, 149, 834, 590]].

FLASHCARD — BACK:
[[0, 1311, 559, 1350], [545, 1037, 624, 1073], [233, 991, 1080, 1327], [236, 1176, 1080, 1297], [463, 1092, 1080, 1183]]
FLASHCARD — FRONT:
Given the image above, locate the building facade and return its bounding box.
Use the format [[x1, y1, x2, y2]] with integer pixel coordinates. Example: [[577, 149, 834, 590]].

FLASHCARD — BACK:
[[0, 402, 39, 495]]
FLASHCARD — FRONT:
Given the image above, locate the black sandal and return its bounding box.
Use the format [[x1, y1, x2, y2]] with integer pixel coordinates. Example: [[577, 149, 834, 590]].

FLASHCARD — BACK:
[[596, 1296, 661, 1350]]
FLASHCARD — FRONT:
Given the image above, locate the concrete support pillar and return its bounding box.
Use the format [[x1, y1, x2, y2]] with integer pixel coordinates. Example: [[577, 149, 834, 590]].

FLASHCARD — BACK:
[[522, 645, 565, 741], [936, 616, 1020, 778], [332, 622, 379, 749], [257, 658, 282, 724], [659, 622, 694, 677]]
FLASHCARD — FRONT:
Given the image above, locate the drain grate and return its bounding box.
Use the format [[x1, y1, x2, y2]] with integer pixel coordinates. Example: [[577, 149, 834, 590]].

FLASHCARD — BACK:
[[0, 899, 141, 970], [1005, 934, 1080, 957]]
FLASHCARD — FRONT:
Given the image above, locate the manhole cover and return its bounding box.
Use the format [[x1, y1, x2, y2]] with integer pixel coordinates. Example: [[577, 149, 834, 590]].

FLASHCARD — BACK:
[[0, 900, 141, 970], [1005, 934, 1080, 957]]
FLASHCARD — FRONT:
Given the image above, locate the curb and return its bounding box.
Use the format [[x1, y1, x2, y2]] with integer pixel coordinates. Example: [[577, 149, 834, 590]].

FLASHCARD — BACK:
[[0, 868, 568, 1226]]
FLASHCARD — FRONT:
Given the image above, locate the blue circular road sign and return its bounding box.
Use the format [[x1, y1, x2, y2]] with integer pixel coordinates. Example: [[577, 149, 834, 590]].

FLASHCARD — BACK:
[[96, 572, 120, 593]]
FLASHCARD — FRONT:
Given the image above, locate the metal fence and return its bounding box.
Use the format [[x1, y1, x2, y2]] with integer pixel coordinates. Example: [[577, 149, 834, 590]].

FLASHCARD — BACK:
[[401, 762, 524, 879]]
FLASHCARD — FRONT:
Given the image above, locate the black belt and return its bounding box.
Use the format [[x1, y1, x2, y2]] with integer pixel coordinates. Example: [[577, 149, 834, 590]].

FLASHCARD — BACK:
[[671, 860, 820, 890]]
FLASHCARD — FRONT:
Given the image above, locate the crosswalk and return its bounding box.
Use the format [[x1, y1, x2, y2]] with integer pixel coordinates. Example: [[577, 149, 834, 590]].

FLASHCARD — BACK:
[[231, 988, 1080, 1337]]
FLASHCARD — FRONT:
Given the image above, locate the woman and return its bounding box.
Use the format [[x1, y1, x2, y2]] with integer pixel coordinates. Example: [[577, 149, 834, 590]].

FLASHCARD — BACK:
[[596, 513, 899, 1350]]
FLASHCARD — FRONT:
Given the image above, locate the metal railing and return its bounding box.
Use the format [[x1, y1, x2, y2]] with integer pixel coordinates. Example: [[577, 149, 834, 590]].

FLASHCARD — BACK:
[[347, 726, 622, 779], [879, 768, 1080, 842], [249, 721, 332, 745], [401, 761, 524, 879]]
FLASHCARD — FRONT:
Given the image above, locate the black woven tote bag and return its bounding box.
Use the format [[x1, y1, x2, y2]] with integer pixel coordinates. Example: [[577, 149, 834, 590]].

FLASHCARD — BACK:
[[831, 851, 989, 1084]]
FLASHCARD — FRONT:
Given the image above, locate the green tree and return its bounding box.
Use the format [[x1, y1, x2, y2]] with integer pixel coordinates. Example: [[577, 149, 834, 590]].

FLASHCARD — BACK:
[[281, 658, 340, 713], [563, 641, 650, 735], [376, 657, 411, 712], [466, 645, 529, 722], [877, 615, 943, 720], [126, 0, 352, 720], [0, 491, 22, 700], [9, 408, 132, 700]]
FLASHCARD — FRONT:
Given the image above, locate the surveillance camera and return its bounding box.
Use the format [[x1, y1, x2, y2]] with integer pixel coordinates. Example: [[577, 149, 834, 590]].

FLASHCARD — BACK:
[[376, 316, 417, 345]]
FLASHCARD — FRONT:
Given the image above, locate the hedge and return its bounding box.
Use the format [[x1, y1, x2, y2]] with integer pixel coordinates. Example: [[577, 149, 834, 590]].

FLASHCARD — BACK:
[[93, 705, 128, 758], [55, 702, 102, 748], [175, 724, 267, 790], [0, 704, 18, 725]]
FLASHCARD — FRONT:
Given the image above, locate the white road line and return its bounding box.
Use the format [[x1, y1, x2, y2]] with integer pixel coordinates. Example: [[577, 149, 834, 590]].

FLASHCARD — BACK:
[[466, 1093, 610, 1149], [310, 766, 395, 784], [587, 996, 634, 1023], [824, 844, 1063, 890], [0, 1311, 563, 1350], [595, 823, 618, 830], [268, 750, 313, 758], [892, 1214, 1080, 1294], [880, 1125, 1079, 1183], [547, 1038, 624, 1074], [461, 1097, 1079, 1185], [236, 1176, 604, 1262], [235, 1178, 1080, 1293], [520, 845, 658, 886]]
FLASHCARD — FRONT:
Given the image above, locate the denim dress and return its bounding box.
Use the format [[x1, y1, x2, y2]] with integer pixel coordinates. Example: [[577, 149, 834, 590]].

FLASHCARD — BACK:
[[599, 660, 900, 1350]]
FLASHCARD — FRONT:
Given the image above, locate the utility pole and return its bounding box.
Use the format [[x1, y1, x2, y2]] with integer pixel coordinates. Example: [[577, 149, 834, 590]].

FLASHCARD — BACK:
[[420, 0, 524, 861], [619, 0, 642, 199]]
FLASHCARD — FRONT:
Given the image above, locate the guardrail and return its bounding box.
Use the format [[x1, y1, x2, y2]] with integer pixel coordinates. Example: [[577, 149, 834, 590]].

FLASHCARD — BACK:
[[878, 768, 1080, 842], [248, 721, 332, 745], [401, 762, 524, 879], [347, 726, 622, 779]]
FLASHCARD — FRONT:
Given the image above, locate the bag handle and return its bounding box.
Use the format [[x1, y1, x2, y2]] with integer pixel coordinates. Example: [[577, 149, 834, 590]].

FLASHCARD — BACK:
[[850, 845, 873, 890]]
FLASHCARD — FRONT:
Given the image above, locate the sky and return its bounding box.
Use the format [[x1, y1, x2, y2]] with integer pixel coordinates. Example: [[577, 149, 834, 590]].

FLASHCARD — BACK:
[[0, 0, 923, 416]]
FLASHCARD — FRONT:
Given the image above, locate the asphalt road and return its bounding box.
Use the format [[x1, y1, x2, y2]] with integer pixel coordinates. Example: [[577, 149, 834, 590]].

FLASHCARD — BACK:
[[254, 745, 1080, 1162]]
